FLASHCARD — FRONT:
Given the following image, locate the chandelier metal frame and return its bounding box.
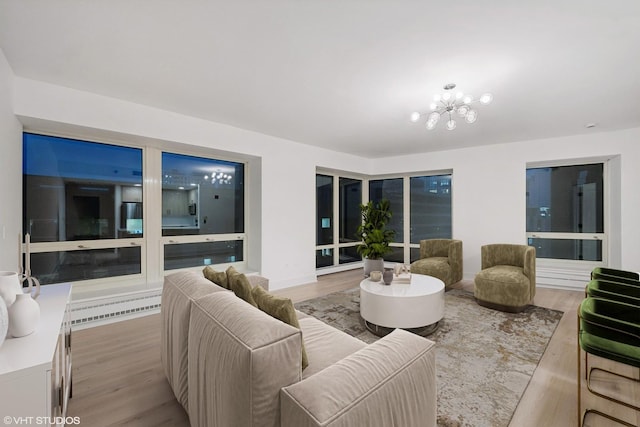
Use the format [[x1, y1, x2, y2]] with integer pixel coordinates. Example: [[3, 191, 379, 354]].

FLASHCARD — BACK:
[[411, 83, 493, 131]]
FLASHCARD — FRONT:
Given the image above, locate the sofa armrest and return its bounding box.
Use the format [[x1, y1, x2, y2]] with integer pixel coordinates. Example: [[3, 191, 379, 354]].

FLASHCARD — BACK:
[[280, 329, 437, 427], [248, 274, 269, 290]]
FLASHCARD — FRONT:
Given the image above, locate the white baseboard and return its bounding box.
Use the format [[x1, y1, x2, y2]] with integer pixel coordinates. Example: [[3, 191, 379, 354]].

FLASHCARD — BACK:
[[71, 287, 162, 329]]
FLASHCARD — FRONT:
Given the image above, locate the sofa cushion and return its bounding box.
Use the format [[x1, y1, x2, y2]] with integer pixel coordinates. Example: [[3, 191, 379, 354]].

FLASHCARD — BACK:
[[298, 316, 366, 379], [252, 286, 309, 370], [280, 329, 437, 427], [203, 266, 229, 289], [228, 269, 258, 307]]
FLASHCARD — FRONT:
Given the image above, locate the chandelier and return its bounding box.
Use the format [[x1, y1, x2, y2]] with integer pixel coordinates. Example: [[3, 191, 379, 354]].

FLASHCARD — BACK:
[[410, 83, 493, 130]]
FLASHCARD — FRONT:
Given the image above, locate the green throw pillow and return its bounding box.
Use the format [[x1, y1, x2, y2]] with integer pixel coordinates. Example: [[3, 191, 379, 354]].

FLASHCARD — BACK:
[[228, 271, 258, 307], [203, 266, 229, 289], [251, 285, 309, 370]]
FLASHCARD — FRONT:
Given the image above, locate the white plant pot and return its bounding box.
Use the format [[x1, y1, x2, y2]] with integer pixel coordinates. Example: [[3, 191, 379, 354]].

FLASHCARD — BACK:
[[363, 258, 385, 277], [8, 293, 40, 338]]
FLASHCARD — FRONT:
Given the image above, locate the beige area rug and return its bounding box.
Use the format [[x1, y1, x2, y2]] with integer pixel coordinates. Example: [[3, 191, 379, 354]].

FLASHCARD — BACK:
[[295, 288, 563, 427]]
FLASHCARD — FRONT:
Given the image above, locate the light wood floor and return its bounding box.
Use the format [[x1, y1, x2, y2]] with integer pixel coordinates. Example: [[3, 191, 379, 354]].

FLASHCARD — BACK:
[[66, 270, 637, 426]]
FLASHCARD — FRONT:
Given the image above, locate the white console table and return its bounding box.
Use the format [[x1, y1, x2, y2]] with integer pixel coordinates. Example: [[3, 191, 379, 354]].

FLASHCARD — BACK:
[[0, 283, 72, 426]]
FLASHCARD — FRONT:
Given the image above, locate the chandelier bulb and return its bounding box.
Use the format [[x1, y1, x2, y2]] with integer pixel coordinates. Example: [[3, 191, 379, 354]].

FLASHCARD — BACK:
[[446, 119, 456, 131], [429, 103, 437, 110], [433, 94, 441, 102], [456, 91, 464, 100], [442, 92, 451, 101], [479, 93, 493, 104], [410, 112, 421, 122], [463, 95, 473, 104], [465, 110, 478, 123]]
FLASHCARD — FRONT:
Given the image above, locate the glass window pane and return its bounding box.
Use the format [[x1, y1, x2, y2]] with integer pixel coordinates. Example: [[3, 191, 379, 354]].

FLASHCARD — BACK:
[[339, 178, 362, 243], [384, 246, 405, 263], [339, 246, 360, 264], [30, 247, 142, 285], [410, 175, 452, 243], [528, 238, 602, 261], [164, 240, 243, 270], [410, 247, 421, 263], [162, 152, 244, 236], [316, 175, 333, 245], [526, 164, 603, 233], [316, 248, 333, 268], [369, 178, 403, 243], [23, 133, 143, 242]]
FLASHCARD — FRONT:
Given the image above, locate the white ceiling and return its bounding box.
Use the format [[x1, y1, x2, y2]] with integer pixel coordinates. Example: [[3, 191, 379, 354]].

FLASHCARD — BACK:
[[1, 1, 639, 158]]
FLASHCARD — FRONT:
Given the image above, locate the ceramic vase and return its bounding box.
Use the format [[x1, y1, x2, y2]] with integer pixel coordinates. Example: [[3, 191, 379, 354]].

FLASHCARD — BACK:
[[0, 271, 22, 307], [8, 292, 40, 338], [383, 269, 394, 285], [0, 297, 8, 347]]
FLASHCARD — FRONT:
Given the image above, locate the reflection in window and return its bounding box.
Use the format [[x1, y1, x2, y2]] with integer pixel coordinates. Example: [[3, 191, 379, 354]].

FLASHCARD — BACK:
[[369, 178, 404, 243], [31, 247, 142, 285], [164, 240, 244, 270], [316, 175, 333, 245], [526, 163, 605, 262], [528, 238, 602, 261], [23, 133, 143, 242], [410, 175, 452, 242], [316, 248, 333, 268], [526, 164, 603, 233], [339, 178, 362, 243], [162, 152, 244, 236]]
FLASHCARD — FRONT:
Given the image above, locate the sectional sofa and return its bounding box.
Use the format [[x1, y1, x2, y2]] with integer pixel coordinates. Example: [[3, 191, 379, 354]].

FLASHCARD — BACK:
[[160, 270, 437, 427]]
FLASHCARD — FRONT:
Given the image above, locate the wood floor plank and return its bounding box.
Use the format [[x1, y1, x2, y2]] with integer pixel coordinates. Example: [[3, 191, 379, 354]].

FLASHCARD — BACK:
[[66, 271, 635, 426]]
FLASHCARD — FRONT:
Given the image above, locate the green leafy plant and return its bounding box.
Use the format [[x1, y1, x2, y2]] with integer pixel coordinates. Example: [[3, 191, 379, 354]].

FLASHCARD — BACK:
[[355, 199, 395, 260]]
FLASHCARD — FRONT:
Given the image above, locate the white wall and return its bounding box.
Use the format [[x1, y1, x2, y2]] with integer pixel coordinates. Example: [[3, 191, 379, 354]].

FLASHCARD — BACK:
[[12, 77, 372, 289], [9, 75, 640, 289], [372, 128, 640, 280], [0, 50, 23, 272]]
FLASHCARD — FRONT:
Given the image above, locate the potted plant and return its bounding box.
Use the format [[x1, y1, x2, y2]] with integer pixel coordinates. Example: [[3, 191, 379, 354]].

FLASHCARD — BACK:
[[356, 199, 395, 277]]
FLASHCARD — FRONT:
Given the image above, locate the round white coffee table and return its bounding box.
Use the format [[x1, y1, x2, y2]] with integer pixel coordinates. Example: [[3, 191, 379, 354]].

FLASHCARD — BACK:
[[360, 273, 445, 336]]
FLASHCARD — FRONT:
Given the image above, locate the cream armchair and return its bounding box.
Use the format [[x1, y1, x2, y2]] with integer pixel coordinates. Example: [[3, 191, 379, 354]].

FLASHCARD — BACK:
[[410, 239, 463, 287], [474, 244, 536, 312]]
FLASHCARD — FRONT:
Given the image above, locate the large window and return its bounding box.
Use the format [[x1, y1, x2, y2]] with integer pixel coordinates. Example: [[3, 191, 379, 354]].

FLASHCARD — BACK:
[[316, 172, 452, 271], [369, 174, 452, 264], [23, 133, 248, 286], [526, 163, 605, 262], [410, 174, 452, 262], [161, 152, 245, 270], [316, 173, 362, 269], [23, 133, 143, 284]]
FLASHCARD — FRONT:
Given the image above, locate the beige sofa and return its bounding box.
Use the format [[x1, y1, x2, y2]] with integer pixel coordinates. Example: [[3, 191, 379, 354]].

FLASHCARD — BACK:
[[161, 271, 437, 427]]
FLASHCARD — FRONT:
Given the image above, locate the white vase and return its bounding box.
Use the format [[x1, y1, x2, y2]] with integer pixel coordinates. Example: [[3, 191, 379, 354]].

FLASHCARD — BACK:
[[0, 297, 8, 347], [0, 271, 22, 307], [8, 293, 40, 338]]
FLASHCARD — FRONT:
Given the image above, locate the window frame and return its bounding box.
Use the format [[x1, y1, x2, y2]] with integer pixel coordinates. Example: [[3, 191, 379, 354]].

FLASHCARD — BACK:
[[22, 132, 249, 292], [316, 169, 453, 272], [315, 170, 365, 270], [525, 158, 608, 270]]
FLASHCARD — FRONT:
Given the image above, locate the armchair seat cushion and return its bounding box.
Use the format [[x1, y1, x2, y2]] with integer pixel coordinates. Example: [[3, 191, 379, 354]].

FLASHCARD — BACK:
[[474, 265, 531, 308], [411, 257, 451, 285]]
